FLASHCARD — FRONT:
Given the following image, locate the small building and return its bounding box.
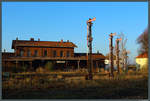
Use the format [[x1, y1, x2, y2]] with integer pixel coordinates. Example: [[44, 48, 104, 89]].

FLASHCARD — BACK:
[[104, 54, 122, 70], [136, 52, 148, 69], [74, 53, 105, 69]]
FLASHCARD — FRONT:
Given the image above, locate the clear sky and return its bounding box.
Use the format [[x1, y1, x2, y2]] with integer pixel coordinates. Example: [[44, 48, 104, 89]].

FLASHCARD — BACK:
[[2, 2, 148, 64]]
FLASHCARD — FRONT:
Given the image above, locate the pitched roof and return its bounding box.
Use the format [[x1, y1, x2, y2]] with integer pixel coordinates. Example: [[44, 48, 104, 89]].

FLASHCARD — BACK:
[[74, 53, 106, 59], [2, 52, 15, 58], [136, 52, 148, 58], [12, 40, 77, 49], [105, 54, 116, 60]]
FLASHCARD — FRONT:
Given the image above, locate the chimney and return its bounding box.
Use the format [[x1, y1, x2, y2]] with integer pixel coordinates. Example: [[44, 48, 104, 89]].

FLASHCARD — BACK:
[[38, 38, 40, 41], [4, 49, 6, 53], [67, 40, 69, 42], [16, 37, 18, 41], [30, 38, 34, 41], [61, 39, 63, 43], [97, 50, 99, 54]]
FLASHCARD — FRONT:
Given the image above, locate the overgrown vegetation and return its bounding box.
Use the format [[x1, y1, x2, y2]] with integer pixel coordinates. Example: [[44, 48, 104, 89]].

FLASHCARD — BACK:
[[2, 69, 148, 99]]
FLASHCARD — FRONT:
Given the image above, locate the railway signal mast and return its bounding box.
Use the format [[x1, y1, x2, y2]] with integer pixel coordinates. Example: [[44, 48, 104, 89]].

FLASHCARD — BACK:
[[87, 17, 96, 80], [109, 33, 116, 77], [115, 38, 122, 74]]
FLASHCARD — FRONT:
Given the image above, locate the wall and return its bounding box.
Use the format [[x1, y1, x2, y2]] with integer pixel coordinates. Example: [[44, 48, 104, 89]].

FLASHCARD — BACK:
[[136, 58, 148, 69], [15, 47, 74, 57]]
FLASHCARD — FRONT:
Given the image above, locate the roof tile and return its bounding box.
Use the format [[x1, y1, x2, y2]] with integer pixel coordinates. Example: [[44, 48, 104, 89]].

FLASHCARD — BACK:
[[136, 52, 148, 58], [12, 40, 77, 49]]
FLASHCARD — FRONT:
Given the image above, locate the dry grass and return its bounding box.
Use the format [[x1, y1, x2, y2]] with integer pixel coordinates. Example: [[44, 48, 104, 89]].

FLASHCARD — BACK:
[[2, 70, 148, 99]]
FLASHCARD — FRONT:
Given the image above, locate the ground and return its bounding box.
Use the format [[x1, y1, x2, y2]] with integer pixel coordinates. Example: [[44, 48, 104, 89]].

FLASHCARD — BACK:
[[2, 70, 148, 99]]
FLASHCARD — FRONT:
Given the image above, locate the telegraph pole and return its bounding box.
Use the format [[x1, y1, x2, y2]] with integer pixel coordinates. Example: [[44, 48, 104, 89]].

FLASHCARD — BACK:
[[109, 33, 116, 77], [87, 17, 96, 80], [115, 38, 122, 74]]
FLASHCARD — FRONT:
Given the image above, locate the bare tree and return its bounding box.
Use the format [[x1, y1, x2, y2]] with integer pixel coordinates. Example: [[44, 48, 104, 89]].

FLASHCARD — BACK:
[[117, 32, 128, 72], [136, 28, 148, 54]]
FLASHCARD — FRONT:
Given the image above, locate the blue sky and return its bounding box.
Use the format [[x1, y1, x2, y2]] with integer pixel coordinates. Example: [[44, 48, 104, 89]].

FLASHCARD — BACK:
[[2, 2, 148, 64]]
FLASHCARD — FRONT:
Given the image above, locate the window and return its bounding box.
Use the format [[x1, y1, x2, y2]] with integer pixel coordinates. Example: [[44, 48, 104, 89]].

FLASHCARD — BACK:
[[20, 50, 24, 57], [41, 49, 43, 57], [27, 50, 31, 57], [34, 50, 38, 57], [53, 50, 57, 57], [67, 51, 70, 57], [60, 51, 63, 57], [44, 50, 47, 57]]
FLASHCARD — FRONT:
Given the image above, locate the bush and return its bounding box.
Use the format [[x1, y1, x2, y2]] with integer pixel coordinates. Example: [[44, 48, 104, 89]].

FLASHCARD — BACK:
[[45, 61, 54, 72], [36, 67, 45, 73]]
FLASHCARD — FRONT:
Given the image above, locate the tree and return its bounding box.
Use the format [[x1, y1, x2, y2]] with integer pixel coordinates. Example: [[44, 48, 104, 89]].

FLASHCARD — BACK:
[[117, 32, 129, 72], [136, 28, 148, 54]]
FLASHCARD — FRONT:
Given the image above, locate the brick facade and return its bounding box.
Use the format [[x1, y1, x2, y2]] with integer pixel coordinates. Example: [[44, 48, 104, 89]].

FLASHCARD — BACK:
[[15, 47, 74, 57], [3, 38, 105, 72]]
